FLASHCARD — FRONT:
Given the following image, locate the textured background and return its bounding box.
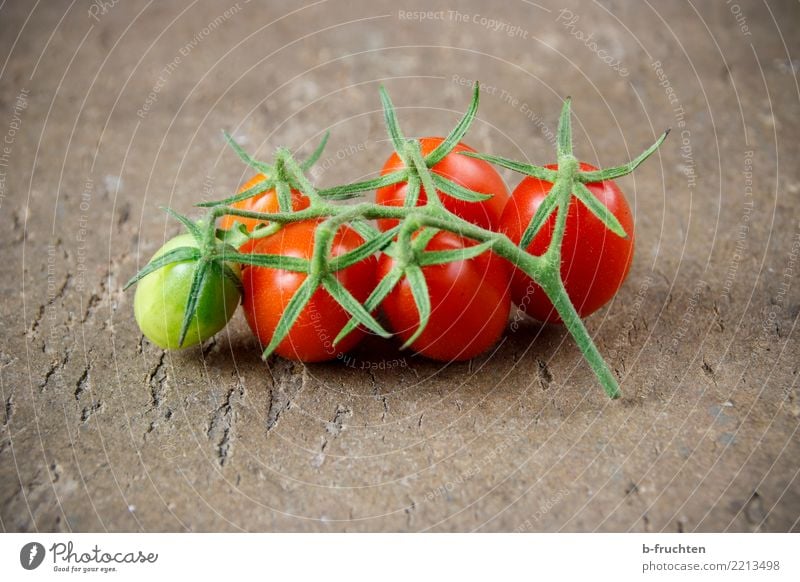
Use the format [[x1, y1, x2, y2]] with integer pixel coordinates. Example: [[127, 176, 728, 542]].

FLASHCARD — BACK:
[[1, 0, 798, 532]]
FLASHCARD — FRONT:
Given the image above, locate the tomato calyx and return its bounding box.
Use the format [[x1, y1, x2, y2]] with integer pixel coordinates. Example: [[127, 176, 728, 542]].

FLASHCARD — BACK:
[[124, 207, 243, 348], [461, 99, 669, 250], [249, 216, 394, 359], [391, 228, 498, 349], [316, 84, 492, 207], [198, 131, 330, 211], [228, 217, 397, 358]]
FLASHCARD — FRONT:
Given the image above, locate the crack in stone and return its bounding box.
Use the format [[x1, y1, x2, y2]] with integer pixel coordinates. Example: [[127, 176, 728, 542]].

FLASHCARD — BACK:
[[28, 304, 45, 337], [74, 366, 91, 401], [81, 292, 102, 324], [265, 361, 305, 434], [537, 359, 553, 390], [81, 401, 103, 423], [3, 395, 13, 427], [326, 405, 352, 437], [368, 369, 388, 422], [147, 352, 167, 409], [314, 405, 353, 468], [39, 348, 71, 392], [206, 383, 244, 466]]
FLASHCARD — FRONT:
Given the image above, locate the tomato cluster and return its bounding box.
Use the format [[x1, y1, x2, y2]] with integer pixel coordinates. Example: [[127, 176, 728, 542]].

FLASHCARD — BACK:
[[127, 85, 668, 402], [133, 142, 633, 362], [229, 139, 518, 362]]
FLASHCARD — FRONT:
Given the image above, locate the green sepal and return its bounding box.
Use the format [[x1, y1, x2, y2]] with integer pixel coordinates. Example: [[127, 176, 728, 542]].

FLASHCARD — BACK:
[[321, 274, 391, 338], [333, 266, 404, 346], [577, 130, 670, 183], [161, 207, 203, 241], [425, 82, 480, 166], [417, 239, 494, 266], [399, 265, 431, 350], [409, 142, 441, 208], [519, 184, 560, 249], [195, 177, 273, 208], [223, 130, 273, 174], [177, 259, 210, 348], [284, 155, 322, 202], [217, 206, 322, 225], [300, 131, 330, 171], [123, 246, 201, 290], [318, 170, 407, 199], [431, 173, 492, 202], [573, 182, 628, 238], [379, 85, 406, 154], [246, 222, 282, 243], [262, 275, 319, 358], [458, 151, 558, 182], [410, 227, 440, 252], [328, 226, 399, 272]]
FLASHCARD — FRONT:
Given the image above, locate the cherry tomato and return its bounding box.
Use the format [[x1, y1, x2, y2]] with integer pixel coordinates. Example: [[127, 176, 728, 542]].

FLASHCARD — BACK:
[[499, 162, 634, 322], [241, 221, 376, 362], [219, 173, 310, 252], [375, 138, 509, 231], [379, 231, 511, 361], [134, 234, 241, 349]]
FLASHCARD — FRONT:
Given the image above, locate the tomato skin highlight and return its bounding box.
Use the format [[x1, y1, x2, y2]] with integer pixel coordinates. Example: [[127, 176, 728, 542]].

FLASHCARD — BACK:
[[219, 173, 310, 252], [375, 138, 509, 232], [133, 234, 241, 349], [499, 162, 635, 323], [379, 231, 511, 361], [241, 221, 377, 362]]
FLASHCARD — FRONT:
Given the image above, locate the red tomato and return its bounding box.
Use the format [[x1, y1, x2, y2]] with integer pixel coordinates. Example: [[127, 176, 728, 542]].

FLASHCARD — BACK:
[[379, 231, 511, 361], [500, 163, 634, 323], [241, 220, 376, 362], [375, 138, 509, 231], [219, 173, 310, 253]]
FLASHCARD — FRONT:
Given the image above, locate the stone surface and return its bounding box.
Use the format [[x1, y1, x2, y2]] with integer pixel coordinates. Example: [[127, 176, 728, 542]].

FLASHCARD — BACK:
[[1, 0, 798, 532]]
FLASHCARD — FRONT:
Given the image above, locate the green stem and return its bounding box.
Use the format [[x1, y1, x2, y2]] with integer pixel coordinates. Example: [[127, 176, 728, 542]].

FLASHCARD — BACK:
[[215, 200, 549, 275], [215, 205, 333, 224], [538, 273, 621, 399], [202, 213, 218, 253], [310, 223, 334, 276], [309, 204, 372, 276], [247, 222, 282, 242], [395, 216, 420, 264]]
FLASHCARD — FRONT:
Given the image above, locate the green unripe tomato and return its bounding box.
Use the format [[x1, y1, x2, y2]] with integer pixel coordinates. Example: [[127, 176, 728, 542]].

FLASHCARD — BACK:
[[133, 234, 241, 349]]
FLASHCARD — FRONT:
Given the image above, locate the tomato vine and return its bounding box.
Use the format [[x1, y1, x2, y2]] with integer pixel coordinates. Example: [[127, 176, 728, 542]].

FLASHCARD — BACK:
[[126, 83, 668, 399]]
